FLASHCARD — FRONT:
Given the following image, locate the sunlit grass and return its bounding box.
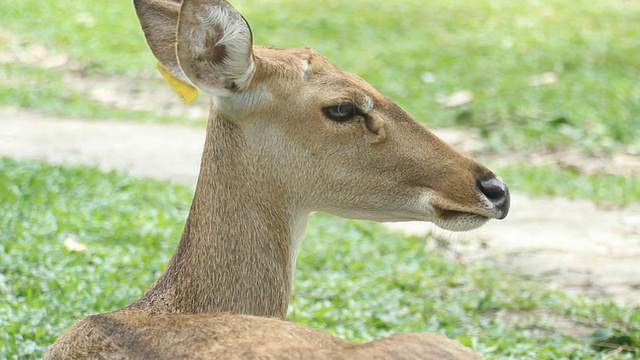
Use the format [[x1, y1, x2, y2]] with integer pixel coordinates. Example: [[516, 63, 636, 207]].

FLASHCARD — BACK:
[[1, 158, 638, 359], [494, 163, 640, 206], [1, 0, 639, 151]]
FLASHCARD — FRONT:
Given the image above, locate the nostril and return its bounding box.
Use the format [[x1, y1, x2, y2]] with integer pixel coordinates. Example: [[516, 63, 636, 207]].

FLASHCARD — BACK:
[[477, 176, 510, 218], [477, 177, 506, 201]]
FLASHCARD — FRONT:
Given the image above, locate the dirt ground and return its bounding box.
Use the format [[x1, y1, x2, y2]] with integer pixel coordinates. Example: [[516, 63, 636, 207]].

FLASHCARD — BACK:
[[2, 105, 639, 308]]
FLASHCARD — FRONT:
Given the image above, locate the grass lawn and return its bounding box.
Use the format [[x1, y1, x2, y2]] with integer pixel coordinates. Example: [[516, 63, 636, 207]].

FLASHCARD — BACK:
[[1, 0, 639, 358], [493, 163, 640, 207], [1, 158, 639, 359], [1, 0, 639, 152]]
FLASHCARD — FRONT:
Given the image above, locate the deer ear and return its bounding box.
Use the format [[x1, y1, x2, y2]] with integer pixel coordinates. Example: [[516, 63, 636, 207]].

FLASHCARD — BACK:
[[134, 0, 191, 84], [176, 0, 256, 96]]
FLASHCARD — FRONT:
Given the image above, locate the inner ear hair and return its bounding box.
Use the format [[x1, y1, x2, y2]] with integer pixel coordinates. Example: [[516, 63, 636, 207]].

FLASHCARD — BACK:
[[176, 0, 256, 96]]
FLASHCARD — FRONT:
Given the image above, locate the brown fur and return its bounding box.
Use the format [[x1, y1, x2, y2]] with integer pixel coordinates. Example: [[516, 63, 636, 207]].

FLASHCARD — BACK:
[[43, 0, 508, 358], [46, 311, 481, 359]]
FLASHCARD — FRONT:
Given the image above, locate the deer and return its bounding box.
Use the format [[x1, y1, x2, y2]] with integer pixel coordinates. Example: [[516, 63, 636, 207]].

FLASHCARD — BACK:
[[43, 0, 510, 358]]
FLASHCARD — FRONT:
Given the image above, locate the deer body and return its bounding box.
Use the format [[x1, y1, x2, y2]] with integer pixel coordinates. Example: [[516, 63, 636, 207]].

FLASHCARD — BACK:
[[44, 0, 509, 358]]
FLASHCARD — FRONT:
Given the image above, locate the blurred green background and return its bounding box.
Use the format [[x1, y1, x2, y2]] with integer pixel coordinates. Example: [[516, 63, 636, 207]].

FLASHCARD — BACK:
[[1, 0, 639, 358], [2, 0, 639, 152]]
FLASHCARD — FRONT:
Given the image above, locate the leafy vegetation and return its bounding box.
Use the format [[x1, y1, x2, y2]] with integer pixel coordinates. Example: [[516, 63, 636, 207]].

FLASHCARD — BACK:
[[1, 158, 638, 359], [1, 0, 639, 151]]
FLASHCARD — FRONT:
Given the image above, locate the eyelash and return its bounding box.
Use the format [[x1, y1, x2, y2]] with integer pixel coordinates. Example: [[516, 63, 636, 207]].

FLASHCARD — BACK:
[[322, 102, 359, 122]]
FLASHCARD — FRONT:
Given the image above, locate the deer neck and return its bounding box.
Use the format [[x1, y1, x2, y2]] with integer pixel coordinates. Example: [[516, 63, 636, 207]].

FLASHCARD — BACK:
[[128, 111, 307, 319]]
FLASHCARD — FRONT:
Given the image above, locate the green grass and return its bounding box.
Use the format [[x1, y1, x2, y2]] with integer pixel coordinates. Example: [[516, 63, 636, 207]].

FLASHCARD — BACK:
[[1, 0, 639, 151], [0, 63, 195, 124], [1, 158, 638, 359], [2, 1, 638, 357], [494, 163, 640, 207]]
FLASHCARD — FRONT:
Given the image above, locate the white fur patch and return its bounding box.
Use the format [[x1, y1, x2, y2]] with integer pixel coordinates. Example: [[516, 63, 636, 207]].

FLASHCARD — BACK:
[[361, 94, 374, 112], [197, 4, 250, 49], [289, 214, 309, 278], [416, 191, 437, 213], [300, 59, 310, 78], [185, 3, 255, 95], [417, 191, 490, 232], [216, 84, 271, 114]]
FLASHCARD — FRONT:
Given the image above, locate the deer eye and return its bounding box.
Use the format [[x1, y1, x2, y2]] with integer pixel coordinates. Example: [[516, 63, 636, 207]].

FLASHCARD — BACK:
[[322, 102, 358, 122]]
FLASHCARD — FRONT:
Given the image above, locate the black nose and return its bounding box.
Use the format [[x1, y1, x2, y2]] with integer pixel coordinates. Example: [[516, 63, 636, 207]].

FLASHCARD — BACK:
[[477, 176, 510, 219]]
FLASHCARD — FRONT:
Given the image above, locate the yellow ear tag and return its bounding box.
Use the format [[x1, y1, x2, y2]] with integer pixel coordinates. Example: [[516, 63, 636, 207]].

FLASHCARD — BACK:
[[156, 63, 199, 104]]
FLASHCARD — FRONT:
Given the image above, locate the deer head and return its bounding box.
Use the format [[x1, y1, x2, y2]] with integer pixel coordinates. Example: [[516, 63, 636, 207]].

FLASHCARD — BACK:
[[135, 0, 509, 233]]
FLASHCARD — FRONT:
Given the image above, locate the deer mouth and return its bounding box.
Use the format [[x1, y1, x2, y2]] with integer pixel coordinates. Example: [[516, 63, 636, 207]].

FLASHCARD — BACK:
[[431, 206, 491, 232], [438, 208, 487, 220]]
